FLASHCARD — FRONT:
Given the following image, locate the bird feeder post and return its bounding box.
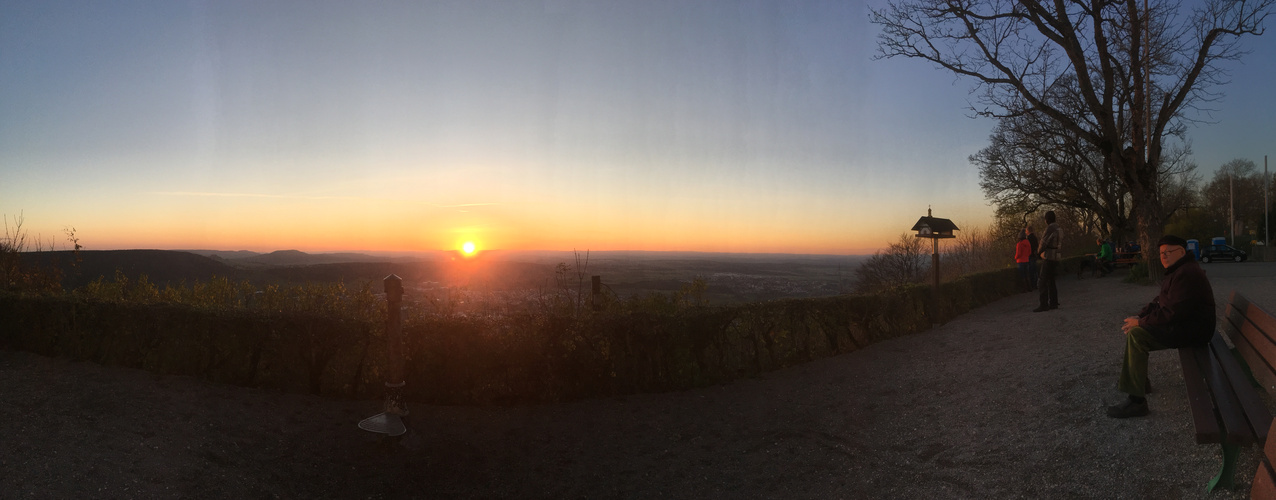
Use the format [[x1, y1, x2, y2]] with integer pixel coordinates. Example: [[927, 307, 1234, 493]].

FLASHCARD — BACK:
[[911, 208, 959, 325]]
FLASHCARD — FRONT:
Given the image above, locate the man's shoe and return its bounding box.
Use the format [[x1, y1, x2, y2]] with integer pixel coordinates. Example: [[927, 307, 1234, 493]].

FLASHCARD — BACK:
[[1106, 399, 1149, 418], [1033, 306, 1049, 312], [1049, 304, 1059, 310]]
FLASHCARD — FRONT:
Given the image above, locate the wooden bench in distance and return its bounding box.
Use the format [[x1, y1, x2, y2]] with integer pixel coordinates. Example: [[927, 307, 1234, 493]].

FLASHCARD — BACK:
[[1179, 291, 1273, 492], [1113, 252, 1141, 266], [1219, 292, 1276, 498]]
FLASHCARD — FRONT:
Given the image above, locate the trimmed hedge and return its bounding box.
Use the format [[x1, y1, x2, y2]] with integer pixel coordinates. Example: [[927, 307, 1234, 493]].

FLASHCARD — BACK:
[[1, 266, 1036, 405]]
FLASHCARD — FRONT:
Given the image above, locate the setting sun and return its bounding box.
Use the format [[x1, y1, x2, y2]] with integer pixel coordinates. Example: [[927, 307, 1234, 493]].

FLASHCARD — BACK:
[[462, 241, 477, 255]]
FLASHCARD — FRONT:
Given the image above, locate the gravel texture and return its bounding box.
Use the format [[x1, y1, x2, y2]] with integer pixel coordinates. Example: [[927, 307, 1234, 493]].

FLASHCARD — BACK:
[[3, 262, 1276, 499]]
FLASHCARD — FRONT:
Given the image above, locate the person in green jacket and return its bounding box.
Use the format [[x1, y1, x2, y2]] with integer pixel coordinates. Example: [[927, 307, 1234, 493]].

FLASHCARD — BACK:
[[1078, 238, 1115, 278]]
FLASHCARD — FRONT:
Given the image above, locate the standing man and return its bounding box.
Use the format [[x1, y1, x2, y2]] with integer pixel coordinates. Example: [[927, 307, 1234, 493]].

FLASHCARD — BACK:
[[1033, 211, 1061, 312], [1106, 235, 1216, 418]]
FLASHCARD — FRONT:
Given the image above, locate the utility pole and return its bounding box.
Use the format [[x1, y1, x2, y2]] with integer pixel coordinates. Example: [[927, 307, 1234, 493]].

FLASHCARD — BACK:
[[1231, 173, 1236, 246], [1144, 0, 1151, 162]]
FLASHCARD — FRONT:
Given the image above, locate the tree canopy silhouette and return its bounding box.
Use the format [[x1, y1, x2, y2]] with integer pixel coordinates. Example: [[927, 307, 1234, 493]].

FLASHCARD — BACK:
[[872, 0, 1271, 273]]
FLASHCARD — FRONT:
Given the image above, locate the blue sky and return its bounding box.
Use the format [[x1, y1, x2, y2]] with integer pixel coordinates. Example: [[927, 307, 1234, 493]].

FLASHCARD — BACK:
[[1, 0, 1272, 254]]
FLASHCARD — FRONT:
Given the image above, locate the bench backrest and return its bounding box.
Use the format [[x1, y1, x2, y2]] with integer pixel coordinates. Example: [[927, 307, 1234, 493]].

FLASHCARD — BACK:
[[1233, 294, 1276, 500], [1224, 292, 1276, 395]]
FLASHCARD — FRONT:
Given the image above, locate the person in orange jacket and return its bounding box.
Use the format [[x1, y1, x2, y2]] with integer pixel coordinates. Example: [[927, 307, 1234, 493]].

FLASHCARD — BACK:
[[1014, 231, 1033, 292]]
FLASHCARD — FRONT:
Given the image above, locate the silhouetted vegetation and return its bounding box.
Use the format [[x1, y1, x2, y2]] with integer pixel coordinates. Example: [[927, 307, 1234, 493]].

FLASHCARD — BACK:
[[875, 0, 1273, 277], [1, 248, 1030, 405], [2, 212, 68, 295], [1, 219, 1041, 405], [854, 225, 1025, 294]]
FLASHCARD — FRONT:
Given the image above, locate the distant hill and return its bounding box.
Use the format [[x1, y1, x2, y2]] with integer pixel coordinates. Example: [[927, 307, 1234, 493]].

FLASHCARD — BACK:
[[16, 250, 438, 291], [182, 250, 263, 260], [19, 250, 249, 289], [15, 249, 862, 302], [228, 250, 395, 267]]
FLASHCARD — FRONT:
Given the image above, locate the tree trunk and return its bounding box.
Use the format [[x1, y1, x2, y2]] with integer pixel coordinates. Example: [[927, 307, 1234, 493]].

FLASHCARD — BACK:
[[1131, 189, 1165, 282]]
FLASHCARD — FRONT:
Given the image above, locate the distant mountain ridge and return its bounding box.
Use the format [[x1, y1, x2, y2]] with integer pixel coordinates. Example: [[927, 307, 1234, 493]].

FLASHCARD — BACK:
[[17, 249, 861, 303], [184, 249, 399, 267], [21, 250, 246, 289], [182, 250, 262, 260], [20, 250, 436, 290]]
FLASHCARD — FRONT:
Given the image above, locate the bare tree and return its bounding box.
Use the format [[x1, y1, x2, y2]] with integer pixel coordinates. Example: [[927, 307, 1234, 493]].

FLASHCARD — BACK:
[[854, 233, 930, 294], [873, 0, 1272, 275], [973, 104, 1132, 239], [939, 225, 1014, 281], [975, 104, 1201, 243], [1200, 159, 1271, 243]]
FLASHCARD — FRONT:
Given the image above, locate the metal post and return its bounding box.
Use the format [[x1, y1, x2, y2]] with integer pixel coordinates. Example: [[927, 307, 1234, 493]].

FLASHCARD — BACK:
[[383, 274, 406, 416], [358, 274, 408, 436], [1265, 155, 1269, 249]]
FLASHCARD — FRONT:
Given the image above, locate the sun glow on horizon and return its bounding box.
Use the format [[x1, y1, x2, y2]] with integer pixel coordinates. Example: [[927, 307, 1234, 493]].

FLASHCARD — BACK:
[[461, 241, 477, 256]]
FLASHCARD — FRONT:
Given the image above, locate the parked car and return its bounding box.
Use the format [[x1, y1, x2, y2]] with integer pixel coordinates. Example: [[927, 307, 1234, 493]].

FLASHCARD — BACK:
[[1200, 244, 1247, 263]]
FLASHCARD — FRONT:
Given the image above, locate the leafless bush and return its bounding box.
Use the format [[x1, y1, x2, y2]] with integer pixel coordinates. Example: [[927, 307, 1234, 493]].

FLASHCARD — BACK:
[[854, 233, 929, 294], [938, 225, 1014, 281], [1, 212, 63, 294]]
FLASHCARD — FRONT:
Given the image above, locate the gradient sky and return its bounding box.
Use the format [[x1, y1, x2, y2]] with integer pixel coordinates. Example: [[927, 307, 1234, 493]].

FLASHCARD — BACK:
[[2, 0, 1273, 255]]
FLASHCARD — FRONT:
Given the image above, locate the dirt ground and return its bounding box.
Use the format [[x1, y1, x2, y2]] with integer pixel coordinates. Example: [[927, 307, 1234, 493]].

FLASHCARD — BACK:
[[3, 262, 1276, 499]]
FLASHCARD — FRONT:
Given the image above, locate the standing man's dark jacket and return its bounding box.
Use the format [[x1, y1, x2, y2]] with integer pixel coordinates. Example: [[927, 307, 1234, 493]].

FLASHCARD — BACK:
[[1137, 256, 1216, 348]]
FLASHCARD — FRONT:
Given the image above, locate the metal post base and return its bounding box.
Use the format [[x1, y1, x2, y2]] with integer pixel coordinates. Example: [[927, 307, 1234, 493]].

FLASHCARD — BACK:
[[358, 381, 408, 436], [358, 412, 407, 436], [383, 381, 409, 417]]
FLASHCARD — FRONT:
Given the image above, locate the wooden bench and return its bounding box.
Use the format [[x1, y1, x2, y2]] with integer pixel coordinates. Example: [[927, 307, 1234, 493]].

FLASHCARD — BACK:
[[1216, 292, 1276, 497], [1178, 291, 1276, 492], [1113, 251, 1141, 266]]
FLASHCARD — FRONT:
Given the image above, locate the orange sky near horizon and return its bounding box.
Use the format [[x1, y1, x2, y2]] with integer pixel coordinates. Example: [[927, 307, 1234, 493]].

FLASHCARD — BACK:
[[43, 190, 990, 256], [8, 2, 1266, 257]]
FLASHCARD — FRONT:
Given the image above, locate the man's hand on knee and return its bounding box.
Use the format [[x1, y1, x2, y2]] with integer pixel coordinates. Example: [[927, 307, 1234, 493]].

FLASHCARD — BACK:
[[1121, 317, 1140, 334]]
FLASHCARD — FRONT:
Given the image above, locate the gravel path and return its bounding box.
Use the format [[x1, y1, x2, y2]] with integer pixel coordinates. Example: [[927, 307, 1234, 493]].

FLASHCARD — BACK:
[[3, 262, 1276, 499]]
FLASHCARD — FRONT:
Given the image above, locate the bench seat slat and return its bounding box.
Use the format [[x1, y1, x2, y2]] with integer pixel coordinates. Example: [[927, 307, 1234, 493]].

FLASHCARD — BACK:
[[1256, 459, 1276, 500], [1181, 346, 1223, 444], [1266, 420, 1276, 471], [1261, 420, 1276, 500]]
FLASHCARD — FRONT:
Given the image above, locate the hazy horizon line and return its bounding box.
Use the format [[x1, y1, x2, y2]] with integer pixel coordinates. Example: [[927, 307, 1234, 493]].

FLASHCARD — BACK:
[[33, 247, 879, 259]]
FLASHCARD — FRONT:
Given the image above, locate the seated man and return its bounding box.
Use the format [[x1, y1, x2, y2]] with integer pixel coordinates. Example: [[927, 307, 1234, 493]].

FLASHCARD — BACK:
[[1106, 235, 1216, 418], [1097, 239, 1115, 275], [1077, 238, 1115, 278]]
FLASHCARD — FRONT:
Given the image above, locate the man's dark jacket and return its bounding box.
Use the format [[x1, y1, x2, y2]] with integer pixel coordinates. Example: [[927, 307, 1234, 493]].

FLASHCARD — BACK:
[[1137, 255, 1216, 348]]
